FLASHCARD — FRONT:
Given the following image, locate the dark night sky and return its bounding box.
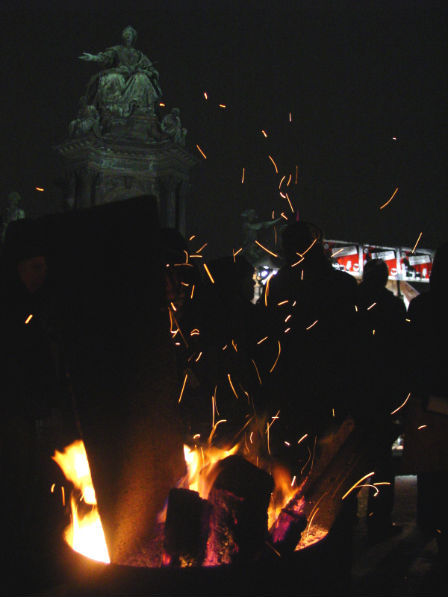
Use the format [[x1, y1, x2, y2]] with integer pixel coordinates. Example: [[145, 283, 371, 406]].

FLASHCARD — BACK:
[[1, 0, 447, 258]]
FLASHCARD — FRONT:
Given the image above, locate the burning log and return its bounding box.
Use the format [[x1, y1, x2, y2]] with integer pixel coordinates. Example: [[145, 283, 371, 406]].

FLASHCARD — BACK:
[[298, 424, 370, 545], [163, 488, 210, 567], [269, 494, 307, 555], [204, 455, 274, 565]]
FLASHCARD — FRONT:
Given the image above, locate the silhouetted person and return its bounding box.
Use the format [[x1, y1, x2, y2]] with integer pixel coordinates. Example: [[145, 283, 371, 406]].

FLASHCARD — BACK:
[[260, 221, 359, 443], [403, 241, 448, 559], [357, 259, 407, 542], [179, 254, 264, 438], [0, 244, 64, 587]]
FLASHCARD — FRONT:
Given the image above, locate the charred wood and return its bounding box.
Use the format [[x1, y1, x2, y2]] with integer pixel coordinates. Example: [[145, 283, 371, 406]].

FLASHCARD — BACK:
[[164, 488, 210, 567], [204, 455, 274, 565], [269, 495, 307, 555]]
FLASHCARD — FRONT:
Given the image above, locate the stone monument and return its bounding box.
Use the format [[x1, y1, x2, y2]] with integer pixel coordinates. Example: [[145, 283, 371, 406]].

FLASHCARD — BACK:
[[56, 26, 197, 234]]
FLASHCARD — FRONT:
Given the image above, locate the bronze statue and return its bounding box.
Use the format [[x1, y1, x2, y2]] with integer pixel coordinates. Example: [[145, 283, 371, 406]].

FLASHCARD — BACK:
[[241, 208, 282, 266], [161, 108, 187, 146], [69, 96, 101, 137], [79, 26, 162, 118]]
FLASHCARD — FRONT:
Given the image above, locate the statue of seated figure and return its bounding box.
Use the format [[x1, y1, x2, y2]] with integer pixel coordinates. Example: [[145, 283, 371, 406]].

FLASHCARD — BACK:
[[79, 26, 162, 118]]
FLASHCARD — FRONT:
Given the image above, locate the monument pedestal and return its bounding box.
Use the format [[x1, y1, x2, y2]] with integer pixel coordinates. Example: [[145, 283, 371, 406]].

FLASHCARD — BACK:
[[56, 120, 196, 235]]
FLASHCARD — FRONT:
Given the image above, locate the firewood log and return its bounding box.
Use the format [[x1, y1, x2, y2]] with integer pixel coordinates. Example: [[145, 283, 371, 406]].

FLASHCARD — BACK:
[[204, 455, 274, 565], [163, 488, 210, 567]]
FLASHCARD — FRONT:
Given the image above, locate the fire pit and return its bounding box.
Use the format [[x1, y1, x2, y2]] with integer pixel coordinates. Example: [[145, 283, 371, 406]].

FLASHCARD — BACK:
[[53, 431, 357, 596]]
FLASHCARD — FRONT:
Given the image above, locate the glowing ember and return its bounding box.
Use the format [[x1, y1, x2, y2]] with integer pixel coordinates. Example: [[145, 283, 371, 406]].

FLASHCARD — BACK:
[[52, 440, 110, 564]]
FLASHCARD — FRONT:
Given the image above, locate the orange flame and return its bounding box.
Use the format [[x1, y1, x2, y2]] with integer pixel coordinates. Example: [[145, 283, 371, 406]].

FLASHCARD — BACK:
[[52, 440, 110, 563]]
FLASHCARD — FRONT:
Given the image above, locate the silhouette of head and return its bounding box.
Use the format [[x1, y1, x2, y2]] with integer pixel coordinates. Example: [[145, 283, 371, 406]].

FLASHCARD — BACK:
[[362, 259, 389, 288], [209, 255, 255, 302], [281, 221, 323, 265]]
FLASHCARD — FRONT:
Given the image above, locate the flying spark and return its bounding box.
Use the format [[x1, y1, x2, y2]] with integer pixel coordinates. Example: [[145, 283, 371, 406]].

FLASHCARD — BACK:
[[195, 242, 208, 254], [297, 238, 318, 258], [251, 359, 263, 385], [203, 91, 208, 100], [269, 340, 282, 373], [379, 187, 399, 210], [255, 240, 278, 258], [196, 144, 207, 159], [390, 392, 411, 415], [411, 232, 423, 254], [285, 193, 294, 213], [306, 320, 318, 331], [268, 155, 279, 174], [342, 472, 375, 500], [227, 373, 239, 399], [291, 256, 304, 268], [203, 263, 215, 284], [219, 104, 226, 108], [264, 272, 275, 306], [262, 130, 268, 138], [25, 314, 33, 324], [241, 167, 245, 183], [178, 372, 189, 403]]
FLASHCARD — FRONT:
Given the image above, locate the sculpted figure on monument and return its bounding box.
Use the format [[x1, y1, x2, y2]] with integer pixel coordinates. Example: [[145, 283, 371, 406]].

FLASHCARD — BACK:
[[161, 107, 187, 146], [69, 96, 100, 137], [241, 208, 283, 266], [79, 26, 162, 118]]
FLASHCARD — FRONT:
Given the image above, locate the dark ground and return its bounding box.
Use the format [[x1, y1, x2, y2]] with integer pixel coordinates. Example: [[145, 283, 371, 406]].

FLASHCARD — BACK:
[[351, 475, 448, 596]]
